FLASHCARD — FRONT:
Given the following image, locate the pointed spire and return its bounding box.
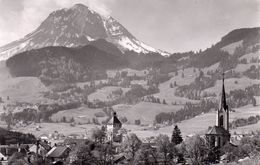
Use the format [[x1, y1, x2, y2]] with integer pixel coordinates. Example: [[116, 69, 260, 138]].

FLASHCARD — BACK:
[[220, 72, 228, 110]]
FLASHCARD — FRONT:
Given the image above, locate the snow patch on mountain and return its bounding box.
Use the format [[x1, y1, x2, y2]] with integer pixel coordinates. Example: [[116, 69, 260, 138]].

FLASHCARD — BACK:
[[0, 4, 169, 61]]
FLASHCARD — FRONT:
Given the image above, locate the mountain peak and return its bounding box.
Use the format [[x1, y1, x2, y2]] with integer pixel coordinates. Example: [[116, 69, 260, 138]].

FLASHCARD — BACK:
[[71, 3, 95, 14], [72, 3, 87, 9], [0, 4, 169, 60]]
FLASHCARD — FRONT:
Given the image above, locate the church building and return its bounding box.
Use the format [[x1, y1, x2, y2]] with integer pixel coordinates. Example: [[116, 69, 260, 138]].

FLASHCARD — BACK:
[[206, 73, 230, 148], [106, 112, 122, 142]]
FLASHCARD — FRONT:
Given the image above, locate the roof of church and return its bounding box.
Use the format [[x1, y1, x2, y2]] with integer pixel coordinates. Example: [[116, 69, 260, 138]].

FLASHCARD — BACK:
[[206, 126, 230, 136], [219, 72, 228, 111], [107, 112, 122, 126]]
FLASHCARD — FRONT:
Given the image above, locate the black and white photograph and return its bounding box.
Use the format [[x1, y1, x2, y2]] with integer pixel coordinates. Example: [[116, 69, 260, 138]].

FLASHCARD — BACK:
[[0, 0, 259, 164]]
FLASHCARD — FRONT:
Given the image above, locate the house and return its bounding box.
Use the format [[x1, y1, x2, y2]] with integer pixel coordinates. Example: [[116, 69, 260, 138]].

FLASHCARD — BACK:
[[0, 151, 7, 161], [39, 134, 49, 140], [0, 145, 18, 157], [46, 146, 71, 163]]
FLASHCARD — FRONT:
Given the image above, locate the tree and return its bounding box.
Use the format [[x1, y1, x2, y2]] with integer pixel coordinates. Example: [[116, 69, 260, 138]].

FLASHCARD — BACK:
[[170, 83, 173, 88], [174, 81, 177, 86], [121, 133, 142, 163], [184, 135, 208, 165], [71, 140, 97, 164], [163, 99, 167, 105], [171, 125, 183, 145], [136, 143, 158, 165], [252, 97, 257, 106], [70, 117, 75, 123], [0, 136, 6, 145], [156, 134, 176, 165], [199, 70, 204, 78], [91, 128, 106, 144], [62, 116, 67, 123]]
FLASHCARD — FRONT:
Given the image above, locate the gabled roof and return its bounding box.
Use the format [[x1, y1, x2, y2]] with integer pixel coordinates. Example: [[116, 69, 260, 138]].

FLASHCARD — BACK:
[[107, 112, 122, 126], [206, 126, 230, 136], [46, 146, 71, 158]]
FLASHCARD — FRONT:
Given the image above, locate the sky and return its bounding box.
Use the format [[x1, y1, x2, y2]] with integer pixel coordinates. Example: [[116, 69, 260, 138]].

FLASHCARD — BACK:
[[0, 0, 259, 53]]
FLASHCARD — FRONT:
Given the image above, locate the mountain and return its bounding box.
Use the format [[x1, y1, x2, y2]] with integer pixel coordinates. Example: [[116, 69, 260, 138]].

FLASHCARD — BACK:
[[0, 4, 169, 61], [6, 44, 128, 83], [215, 27, 260, 49]]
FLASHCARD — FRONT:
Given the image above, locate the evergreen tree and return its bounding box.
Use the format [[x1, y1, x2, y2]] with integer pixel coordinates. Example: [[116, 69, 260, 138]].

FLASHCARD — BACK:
[[252, 97, 256, 106], [170, 83, 173, 88], [171, 125, 183, 145], [0, 136, 6, 145], [174, 81, 177, 86], [163, 99, 167, 105], [70, 117, 75, 123]]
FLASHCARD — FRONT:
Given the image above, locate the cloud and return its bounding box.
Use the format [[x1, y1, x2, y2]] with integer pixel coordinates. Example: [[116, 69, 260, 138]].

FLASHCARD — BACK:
[[0, 0, 113, 46]]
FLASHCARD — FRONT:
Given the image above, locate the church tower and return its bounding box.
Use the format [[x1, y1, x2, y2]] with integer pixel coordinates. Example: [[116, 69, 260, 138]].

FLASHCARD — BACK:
[[206, 72, 230, 148], [216, 73, 229, 132]]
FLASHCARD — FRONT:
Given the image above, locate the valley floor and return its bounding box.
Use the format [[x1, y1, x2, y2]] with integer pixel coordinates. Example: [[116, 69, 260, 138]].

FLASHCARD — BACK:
[[5, 104, 259, 144]]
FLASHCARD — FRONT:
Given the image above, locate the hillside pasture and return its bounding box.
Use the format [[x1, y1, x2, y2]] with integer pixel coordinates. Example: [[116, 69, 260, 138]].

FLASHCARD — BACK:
[[51, 106, 107, 124], [88, 86, 130, 102], [0, 61, 49, 104], [76, 79, 108, 89], [12, 122, 99, 140], [221, 40, 243, 54], [130, 104, 260, 139], [153, 68, 200, 104], [107, 68, 147, 78], [204, 77, 260, 95], [113, 102, 183, 124], [239, 51, 260, 61], [234, 63, 258, 73]]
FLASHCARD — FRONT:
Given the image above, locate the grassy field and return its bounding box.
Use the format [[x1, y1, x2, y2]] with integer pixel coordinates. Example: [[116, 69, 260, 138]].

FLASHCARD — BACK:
[[221, 40, 243, 54], [107, 68, 148, 78], [7, 104, 260, 142], [239, 51, 260, 61], [234, 63, 257, 73], [204, 77, 260, 95], [76, 79, 108, 88], [12, 122, 99, 139], [88, 86, 130, 102], [130, 104, 260, 139], [153, 68, 200, 105], [0, 61, 49, 105], [51, 105, 106, 124], [113, 102, 183, 124]]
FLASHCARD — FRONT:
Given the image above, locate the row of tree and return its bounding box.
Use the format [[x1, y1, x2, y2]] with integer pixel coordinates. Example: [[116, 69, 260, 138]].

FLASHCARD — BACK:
[[155, 99, 217, 124]]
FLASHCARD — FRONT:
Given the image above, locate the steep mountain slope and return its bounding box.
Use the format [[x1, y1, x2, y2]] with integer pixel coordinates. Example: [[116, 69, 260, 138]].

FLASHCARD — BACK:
[[175, 27, 260, 69], [6, 44, 128, 83], [216, 27, 260, 49], [0, 4, 168, 61]]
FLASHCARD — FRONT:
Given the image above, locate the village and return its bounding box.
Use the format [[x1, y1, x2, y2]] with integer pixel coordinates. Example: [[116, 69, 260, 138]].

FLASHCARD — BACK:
[[0, 1, 259, 165], [0, 76, 259, 165]]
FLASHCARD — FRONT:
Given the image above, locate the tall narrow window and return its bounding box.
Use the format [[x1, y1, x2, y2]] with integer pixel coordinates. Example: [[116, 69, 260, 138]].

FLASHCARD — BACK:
[[220, 115, 224, 127]]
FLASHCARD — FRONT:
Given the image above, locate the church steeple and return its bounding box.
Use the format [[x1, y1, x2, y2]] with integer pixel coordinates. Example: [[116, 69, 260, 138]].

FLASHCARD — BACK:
[[220, 72, 228, 111], [216, 72, 229, 132], [206, 72, 231, 148]]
